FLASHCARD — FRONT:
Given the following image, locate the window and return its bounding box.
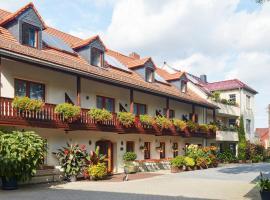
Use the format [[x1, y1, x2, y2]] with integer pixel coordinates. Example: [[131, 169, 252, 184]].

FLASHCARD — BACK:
[[15, 79, 45, 101], [229, 143, 236, 156], [229, 94, 236, 103], [246, 95, 251, 109], [228, 118, 236, 127], [246, 119, 251, 134], [189, 113, 198, 123], [173, 143, 178, 158], [133, 103, 147, 115], [96, 96, 115, 112], [144, 142, 151, 159], [181, 80, 187, 93], [163, 109, 175, 119], [91, 48, 103, 67], [160, 142, 166, 159], [22, 23, 38, 48], [126, 141, 134, 152], [145, 68, 154, 83]]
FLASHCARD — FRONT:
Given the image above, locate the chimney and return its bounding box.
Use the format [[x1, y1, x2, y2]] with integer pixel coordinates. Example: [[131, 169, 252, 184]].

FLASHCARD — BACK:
[[129, 52, 140, 59], [200, 74, 207, 83]]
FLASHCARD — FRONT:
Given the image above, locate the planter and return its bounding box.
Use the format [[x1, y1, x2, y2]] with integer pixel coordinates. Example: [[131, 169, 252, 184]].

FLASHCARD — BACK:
[[124, 165, 137, 174], [246, 160, 252, 164], [68, 175, 77, 182], [260, 190, 270, 200], [171, 166, 182, 173], [1, 177, 18, 190], [185, 166, 194, 171]]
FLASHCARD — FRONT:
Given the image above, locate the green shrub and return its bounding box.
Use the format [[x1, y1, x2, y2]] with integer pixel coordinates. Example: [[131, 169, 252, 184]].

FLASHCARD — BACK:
[[220, 99, 228, 104], [55, 103, 80, 119], [184, 157, 195, 167], [88, 162, 107, 180], [12, 96, 44, 111], [211, 91, 221, 102], [252, 155, 263, 163], [155, 116, 172, 129], [208, 124, 218, 132], [217, 149, 236, 163], [123, 152, 137, 161], [186, 121, 198, 132], [117, 112, 135, 127], [170, 156, 185, 167], [139, 114, 154, 126], [88, 108, 112, 122], [198, 124, 209, 133], [173, 119, 186, 131], [238, 116, 247, 160], [0, 131, 46, 181]]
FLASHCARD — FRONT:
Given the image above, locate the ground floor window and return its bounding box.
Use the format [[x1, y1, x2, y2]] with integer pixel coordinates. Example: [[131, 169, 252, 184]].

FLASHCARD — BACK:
[[126, 141, 134, 152], [160, 142, 166, 159], [173, 142, 178, 157], [144, 142, 151, 159]]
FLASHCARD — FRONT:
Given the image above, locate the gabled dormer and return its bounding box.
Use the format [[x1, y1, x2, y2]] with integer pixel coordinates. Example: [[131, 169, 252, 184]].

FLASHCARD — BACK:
[[72, 35, 106, 67], [0, 3, 46, 49]]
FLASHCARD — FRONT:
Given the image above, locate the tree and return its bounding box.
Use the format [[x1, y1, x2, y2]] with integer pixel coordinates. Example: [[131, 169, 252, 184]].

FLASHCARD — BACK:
[[256, 0, 270, 3], [238, 116, 247, 160]]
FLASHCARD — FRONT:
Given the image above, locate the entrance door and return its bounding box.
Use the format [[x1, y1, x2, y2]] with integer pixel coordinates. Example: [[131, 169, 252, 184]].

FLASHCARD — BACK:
[[96, 140, 113, 173]]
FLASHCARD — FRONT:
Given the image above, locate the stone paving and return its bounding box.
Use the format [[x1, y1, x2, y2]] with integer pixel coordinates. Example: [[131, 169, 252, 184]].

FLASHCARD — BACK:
[[0, 163, 269, 200]]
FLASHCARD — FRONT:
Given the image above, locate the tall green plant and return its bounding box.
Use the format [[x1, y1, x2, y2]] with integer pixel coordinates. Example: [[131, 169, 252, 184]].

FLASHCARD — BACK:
[[238, 116, 247, 160]]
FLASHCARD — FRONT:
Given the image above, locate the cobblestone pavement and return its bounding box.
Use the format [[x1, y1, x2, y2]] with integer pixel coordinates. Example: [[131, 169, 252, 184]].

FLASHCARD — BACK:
[[0, 163, 269, 200]]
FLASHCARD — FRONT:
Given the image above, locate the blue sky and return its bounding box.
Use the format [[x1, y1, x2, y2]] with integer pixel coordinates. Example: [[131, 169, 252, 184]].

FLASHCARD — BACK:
[[0, 0, 269, 128]]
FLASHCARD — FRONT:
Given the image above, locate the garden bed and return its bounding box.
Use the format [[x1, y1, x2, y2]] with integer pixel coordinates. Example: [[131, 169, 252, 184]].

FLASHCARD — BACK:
[[135, 159, 171, 172]]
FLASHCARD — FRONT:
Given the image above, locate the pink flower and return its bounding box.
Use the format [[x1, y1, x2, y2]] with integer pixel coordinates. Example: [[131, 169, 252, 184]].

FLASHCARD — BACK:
[[80, 144, 86, 151], [64, 149, 69, 155]]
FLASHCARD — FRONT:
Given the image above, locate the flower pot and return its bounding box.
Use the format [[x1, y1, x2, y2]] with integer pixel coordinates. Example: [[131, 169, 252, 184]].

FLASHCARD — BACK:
[[260, 190, 270, 200], [124, 165, 137, 174], [1, 177, 18, 190], [69, 175, 77, 182], [171, 166, 181, 173]]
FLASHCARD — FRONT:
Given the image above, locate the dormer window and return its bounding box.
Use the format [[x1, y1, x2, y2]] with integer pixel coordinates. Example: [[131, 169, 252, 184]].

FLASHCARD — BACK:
[[145, 68, 154, 82], [181, 80, 187, 93], [91, 48, 103, 67], [22, 23, 39, 48]]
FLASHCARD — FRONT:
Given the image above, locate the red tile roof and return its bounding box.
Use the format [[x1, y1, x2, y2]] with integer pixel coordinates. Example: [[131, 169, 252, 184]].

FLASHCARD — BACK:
[[255, 128, 269, 147], [204, 79, 257, 94], [156, 68, 185, 81]]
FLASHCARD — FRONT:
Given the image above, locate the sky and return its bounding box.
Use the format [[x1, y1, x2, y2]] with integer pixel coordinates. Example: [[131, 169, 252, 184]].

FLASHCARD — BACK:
[[0, 0, 269, 128]]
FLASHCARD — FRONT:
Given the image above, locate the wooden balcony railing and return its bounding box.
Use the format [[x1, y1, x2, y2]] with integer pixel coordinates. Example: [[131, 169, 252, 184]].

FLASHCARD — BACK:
[[0, 97, 215, 138]]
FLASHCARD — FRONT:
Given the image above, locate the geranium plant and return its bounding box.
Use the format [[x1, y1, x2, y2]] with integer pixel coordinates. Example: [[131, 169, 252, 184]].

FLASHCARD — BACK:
[[117, 112, 135, 127], [12, 96, 44, 112], [173, 119, 186, 131], [155, 116, 172, 129], [88, 108, 112, 122], [198, 124, 209, 133], [139, 114, 154, 126], [186, 121, 198, 132], [55, 103, 80, 120]]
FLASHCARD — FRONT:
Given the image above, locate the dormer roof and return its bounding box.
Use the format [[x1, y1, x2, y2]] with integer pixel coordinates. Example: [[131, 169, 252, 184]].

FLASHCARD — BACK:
[[72, 35, 106, 50], [0, 2, 46, 29], [156, 68, 186, 81]]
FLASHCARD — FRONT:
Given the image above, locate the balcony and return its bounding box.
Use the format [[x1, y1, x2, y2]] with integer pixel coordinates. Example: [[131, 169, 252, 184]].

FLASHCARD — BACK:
[[0, 97, 215, 138], [216, 130, 239, 142], [213, 102, 240, 117]]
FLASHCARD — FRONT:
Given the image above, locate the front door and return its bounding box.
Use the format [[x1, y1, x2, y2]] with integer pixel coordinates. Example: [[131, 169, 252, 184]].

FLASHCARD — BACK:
[[96, 140, 113, 173]]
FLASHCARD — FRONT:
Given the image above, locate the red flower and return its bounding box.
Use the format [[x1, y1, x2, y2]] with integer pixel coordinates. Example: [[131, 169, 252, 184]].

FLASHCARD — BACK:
[[80, 144, 86, 151], [64, 149, 69, 155]]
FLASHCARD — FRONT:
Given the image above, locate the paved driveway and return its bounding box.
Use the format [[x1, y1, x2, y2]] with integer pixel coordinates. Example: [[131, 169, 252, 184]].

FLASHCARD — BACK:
[[0, 163, 269, 200]]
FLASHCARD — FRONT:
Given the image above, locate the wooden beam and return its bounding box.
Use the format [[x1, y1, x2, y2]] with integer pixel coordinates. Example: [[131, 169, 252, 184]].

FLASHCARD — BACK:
[[130, 89, 134, 113], [192, 104, 196, 122], [166, 97, 170, 118], [76, 76, 81, 106]]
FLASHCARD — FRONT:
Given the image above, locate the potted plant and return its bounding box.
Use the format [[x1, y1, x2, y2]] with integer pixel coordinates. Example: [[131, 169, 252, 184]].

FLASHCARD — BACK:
[[173, 119, 186, 131], [186, 121, 198, 133], [123, 152, 137, 174], [88, 162, 107, 181], [117, 112, 135, 128], [170, 156, 185, 173], [55, 143, 88, 182], [139, 114, 154, 127], [258, 172, 270, 200], [12, 96, 44, 112], [139, 145, 146, 152], [198, 124, 209, 133], [55, 103, 80, 121], [155, 116, 172, 129], [184, 156, 195, 171], [0, 130, 46, 190], [88, 108, 112, 122]]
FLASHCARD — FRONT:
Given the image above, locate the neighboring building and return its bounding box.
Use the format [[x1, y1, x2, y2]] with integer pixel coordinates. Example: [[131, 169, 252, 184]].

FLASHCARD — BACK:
[[0, 3, 257, 172], [255, 128, 269, 149]]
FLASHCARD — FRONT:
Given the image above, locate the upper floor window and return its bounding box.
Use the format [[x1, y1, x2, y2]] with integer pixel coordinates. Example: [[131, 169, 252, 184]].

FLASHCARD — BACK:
[[229, 94, 236, 103], [163, 109, 175, 119], [15, 79, 45, 101], [22, 23, 38, 48], [91, 48, 103, 67], [133, 103, 147, 115], [181, 80, 187, 93], [246, 119, 251, 134], [96, 96, 114, 112], [228, 118, 236, 127], [246, 95, 251, 109], [145, 68, 154, 83]]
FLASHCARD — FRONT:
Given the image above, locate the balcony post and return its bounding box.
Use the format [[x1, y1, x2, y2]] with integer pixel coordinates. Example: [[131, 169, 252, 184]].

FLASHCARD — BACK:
[[192, 104, 196, 122], [76, 76, 81, 106], [166, 97, 170, 118], [130, 89, 134, 113]]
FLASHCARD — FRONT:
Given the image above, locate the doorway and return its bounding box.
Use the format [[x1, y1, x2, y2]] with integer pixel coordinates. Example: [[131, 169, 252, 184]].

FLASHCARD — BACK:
[[96, 140, 113, 173]]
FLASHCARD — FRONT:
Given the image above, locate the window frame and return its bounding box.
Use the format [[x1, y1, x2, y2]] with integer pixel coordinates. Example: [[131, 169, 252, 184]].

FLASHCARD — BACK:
[[229, 94, 236, 103], [21, 22, 39, 48], [181, 80, 187, 93], [91, 47, 104, 67], [173, 142, 178, 158], [144, 142, 151, 159], [96, 95, 115, 112], [14, 78, 45, 101], [145, 68, 154, 83], [160, 142, 166, 159], [246, 119, 251, 134], [133, 103, 147, 115], [246, 95, 251, 109], [126, 141, 135, 153]]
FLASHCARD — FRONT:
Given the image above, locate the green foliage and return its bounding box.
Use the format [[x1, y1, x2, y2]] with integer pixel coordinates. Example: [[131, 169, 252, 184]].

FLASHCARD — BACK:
[[208, 124, 218, 132], [186, 121, 198, 132], [196, 157, 208, 168], [170, 156, 185, 167], [55, 143, 88, 178], [117, 112, 135, 127], [88, 108, 112, 122], [155, 116, 172, 129], [123, 152, 137, 161], [217, 149, 236, 163], [184, 157, 195, 167], [139, 114, 154, 126], [220, 99, 228, 104], [0, 131, 46, 181], [173, 119, 186, 131], [258, 172, 270, 192], [198, 124, 209, 133], [211, 91, 221, 102], [88, 162, 107, 180], [55, 103, 80, 119], [12, 96, 44, 111], [89, 146, 106, 166], [238, 116, 247, 160]]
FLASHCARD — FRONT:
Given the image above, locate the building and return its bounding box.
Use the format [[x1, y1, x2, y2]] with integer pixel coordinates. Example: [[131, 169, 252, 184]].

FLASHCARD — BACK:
[[0, 3, 257, 172]]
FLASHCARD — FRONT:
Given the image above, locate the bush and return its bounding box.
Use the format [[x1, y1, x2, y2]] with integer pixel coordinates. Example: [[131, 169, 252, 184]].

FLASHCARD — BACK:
[[155, 116, 172, 129], [238, 116, 247, 160], [252, 155, 263, 163], [117, 112, 135, 127], [88, 163, 107, 180], [198, 124, 209, 133], [220, 99, 228, 104], [139, 114, 154, 126], [170, 156, 185, 167], [196, 157, 208, 168], [123, 152, 137, 161], [184, 157, 195, 167], [55, 103, 80, 119], [208, 124, 218, 132], [88, 108, 112, 122], [0, 131, 46, 181], [217, 149, 236, 163], [186, 121, 198, 132], [211, 91, 221, 102], [12, 96, 44, 111], [173, 119, 186, 131]]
